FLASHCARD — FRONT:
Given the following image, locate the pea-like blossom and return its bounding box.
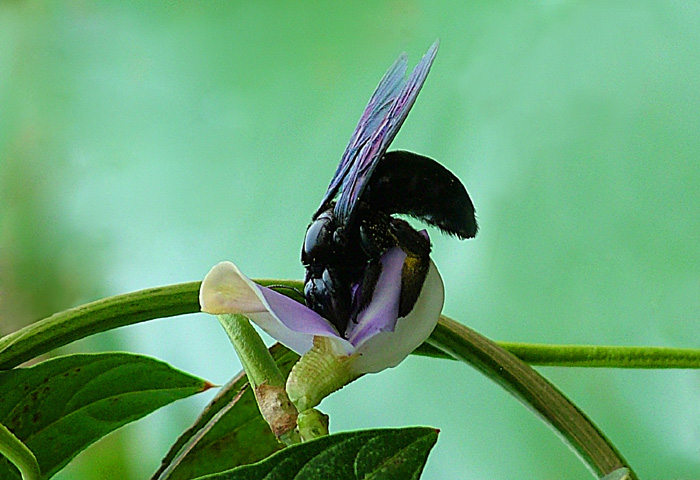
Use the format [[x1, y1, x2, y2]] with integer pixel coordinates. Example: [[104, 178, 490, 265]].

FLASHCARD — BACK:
[[199, 245, 443, 376]]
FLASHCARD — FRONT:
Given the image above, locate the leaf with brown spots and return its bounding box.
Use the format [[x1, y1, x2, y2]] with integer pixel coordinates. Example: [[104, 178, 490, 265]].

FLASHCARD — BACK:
[[0, 353, 212, 479]]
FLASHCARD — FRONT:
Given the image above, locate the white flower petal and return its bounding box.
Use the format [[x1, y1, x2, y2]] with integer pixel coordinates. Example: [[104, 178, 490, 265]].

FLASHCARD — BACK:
[[200, 261, 353, 356], [200, 261, 267, 315], [352, 259, 444, 374]]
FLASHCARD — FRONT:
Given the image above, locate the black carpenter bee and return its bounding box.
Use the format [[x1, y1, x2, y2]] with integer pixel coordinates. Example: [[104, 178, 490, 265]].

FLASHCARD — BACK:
[[302, 41, 477, 334]]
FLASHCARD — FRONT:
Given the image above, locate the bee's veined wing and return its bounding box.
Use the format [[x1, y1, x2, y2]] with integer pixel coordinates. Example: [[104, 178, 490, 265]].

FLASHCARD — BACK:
[[315, 40, 439, 222], [316, 53, 407, 213]]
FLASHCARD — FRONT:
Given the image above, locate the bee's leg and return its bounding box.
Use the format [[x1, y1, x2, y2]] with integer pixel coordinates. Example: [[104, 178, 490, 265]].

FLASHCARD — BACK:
[[354, 215, 396, 318], [359, 213, 433, 318], [389, 219, 432, 318], [398, 251, 430, 318], [358, 214, 396, 257], [351, 259, 382, 320]]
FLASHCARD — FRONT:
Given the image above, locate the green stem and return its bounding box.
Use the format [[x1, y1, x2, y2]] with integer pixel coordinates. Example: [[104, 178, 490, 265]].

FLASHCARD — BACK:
[[428, 316, 637, 480], [414, 340, 700, 368], [3, 279, 700, 372], [216, 313, 286, 389], [498, 342, 700, 368], [0, 281, 201, 370], [1, 279, 690, 476], [216, 313, 300, 444], [0, 422, 41, 480]]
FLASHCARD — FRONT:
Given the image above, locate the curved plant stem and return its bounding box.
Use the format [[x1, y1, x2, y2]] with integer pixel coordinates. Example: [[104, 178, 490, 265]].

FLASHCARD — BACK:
[[3, 280, 700, 372], [497, 341, 700, 368], [0, 423, 41, 480], [0, 281, 201, 370], [428, 316, 637, 480], [3, 280, 700, 370], [0, 280, 286, 370], [4, 280, 700, 372], [4, 279, 696, 477], [414, 340, 700, 368]]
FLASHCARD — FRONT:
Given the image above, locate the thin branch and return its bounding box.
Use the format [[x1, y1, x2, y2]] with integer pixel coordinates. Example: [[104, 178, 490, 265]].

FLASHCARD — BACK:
[[3, 280, 700, 372], [428, 316, 637, 479]]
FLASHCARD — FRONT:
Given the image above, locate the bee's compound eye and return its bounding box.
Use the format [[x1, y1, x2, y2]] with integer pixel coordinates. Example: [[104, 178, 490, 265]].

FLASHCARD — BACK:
[[303, 215, 335, 262]]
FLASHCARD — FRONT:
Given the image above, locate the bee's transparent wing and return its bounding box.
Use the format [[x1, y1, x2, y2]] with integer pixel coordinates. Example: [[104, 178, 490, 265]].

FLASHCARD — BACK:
[[315, 40, 439, 223], [316, 53, 407, 213]]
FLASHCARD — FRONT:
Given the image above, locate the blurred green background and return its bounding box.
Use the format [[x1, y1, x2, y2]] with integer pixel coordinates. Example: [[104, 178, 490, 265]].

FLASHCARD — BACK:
[[2, 1, 699, 479]]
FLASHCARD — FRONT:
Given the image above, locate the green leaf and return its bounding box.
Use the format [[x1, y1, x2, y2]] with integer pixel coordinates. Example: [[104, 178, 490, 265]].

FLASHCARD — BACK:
[[195, 427, 438, 480], [153, 343, 300, 480], [0, 353, 211, 479]]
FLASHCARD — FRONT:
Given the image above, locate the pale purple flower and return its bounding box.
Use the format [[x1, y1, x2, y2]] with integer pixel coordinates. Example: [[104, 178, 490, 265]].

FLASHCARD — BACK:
[[199, 246, 444, 375]]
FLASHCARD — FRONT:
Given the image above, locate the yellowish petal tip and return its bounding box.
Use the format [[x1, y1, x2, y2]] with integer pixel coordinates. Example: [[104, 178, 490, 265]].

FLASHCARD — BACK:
[[199, 261, 266, 315]]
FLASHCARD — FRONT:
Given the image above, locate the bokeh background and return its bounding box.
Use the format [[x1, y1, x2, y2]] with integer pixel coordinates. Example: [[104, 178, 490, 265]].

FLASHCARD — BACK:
[[2, 1, 700, 479]]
